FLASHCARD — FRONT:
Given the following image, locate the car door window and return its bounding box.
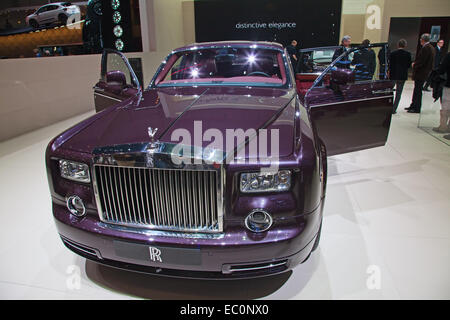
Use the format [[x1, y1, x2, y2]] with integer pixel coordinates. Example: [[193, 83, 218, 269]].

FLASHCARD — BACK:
[[305, 44, 392, 106], [295, 47, 338, 102], [104, 52, 135, 88], [47, 5, 58, 12], [36, 6, 48, 14], [94, 50, 141, 112], [304, 44, 394, 156]]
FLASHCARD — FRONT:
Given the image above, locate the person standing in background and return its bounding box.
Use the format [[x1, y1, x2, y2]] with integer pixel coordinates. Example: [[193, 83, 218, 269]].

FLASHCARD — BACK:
[[389, 39, 412, 114], [424, 39, 445, 91], [286, 40, 299, 71], [332, 35, 352, 68], [406, 34, 436, 113], [352, 39, 376, 80], [433, 51, 450, 135], [378, 45, 390, 79]]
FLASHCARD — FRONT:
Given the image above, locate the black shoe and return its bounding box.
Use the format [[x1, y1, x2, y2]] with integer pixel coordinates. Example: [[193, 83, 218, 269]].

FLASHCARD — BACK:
[[392, 111, 397, 114], [407, 109, 420, 113], [444, 134, 450, 140], [405, 106, 413, 110], [423, 88, 430, 92]]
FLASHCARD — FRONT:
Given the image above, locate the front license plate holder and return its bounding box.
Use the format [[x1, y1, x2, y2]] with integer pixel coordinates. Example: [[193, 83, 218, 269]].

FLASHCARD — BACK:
[[113, 240, 202, 266]]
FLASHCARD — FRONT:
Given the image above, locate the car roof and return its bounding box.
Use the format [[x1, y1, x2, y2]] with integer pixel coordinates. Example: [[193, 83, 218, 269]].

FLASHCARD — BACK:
[[173, 41, 285, 53], [40, 2, 69, 6]]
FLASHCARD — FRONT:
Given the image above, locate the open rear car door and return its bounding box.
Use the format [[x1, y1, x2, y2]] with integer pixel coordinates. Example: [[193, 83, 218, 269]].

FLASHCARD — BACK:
[[93, 49, 140, 112], [295, 44, 394, 156]]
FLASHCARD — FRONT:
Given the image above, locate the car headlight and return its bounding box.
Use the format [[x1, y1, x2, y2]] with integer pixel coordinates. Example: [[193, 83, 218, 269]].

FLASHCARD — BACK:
[[240, 170, 291, 193], [59, 159, 90, 183]]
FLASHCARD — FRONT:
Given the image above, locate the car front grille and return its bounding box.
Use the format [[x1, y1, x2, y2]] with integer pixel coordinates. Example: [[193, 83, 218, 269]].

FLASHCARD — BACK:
[[93, 165, 222, 233]]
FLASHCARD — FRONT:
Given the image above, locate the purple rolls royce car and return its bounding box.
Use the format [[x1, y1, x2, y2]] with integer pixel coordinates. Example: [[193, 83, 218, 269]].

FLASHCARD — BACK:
[[46, 41, 394, 279]]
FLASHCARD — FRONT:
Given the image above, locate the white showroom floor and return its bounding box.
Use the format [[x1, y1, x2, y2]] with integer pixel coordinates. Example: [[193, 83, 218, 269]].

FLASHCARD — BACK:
[[0, 82, 449, 299]]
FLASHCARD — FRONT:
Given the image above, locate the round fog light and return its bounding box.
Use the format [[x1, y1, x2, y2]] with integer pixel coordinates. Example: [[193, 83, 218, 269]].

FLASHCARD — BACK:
[[66, 196, 86, 217], [245, 209, 273, 233]]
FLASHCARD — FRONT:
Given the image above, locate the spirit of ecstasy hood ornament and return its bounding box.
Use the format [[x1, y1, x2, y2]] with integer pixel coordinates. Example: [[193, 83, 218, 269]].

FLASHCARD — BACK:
[[148, 127, 158, 143], [146, 127, 159, 167]]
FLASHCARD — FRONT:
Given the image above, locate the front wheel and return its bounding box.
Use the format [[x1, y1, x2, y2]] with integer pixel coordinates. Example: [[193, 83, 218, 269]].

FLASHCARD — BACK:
[[59, 14, 68, 25], [29, 19, 39, 29]]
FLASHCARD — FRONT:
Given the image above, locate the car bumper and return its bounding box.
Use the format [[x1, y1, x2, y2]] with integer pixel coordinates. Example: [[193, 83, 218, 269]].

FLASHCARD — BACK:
[[53, 202, 322, 279]]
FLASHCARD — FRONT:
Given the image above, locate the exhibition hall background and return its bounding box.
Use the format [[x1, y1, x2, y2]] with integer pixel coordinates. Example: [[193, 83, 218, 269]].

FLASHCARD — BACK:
[[1, 0, 450, 142]]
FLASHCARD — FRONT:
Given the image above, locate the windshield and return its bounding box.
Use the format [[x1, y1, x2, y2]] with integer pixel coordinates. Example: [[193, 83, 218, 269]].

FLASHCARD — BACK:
[[155, 47, 287, 88]]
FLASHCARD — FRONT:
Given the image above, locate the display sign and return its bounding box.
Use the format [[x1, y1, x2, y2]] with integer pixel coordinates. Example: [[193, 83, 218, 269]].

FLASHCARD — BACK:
[[194, 0, 342, 48]]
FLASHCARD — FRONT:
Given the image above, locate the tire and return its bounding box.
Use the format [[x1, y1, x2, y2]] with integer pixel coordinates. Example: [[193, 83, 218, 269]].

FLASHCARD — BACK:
[[311, 221, 322, 252], [301, 221, 322, 263], [59, 14, 68, 25], [29, 19, 39, 29]]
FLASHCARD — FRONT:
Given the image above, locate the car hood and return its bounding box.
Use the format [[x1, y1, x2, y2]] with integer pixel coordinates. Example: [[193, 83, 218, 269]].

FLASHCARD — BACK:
[[61, 86, 296, 158]]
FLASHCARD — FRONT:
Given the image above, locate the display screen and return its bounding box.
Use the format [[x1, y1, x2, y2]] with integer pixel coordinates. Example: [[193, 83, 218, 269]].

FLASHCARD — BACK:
[[194, 0, 342, 48], [0, 0, 142, 59]]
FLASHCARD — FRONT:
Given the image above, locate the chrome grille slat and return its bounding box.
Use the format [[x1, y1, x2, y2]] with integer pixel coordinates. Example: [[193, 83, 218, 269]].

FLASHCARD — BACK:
[[180, 171, 187, 229], [118, 168, 128, 222], [192, 171, 198, 228], [107, 167, 118, 221], [94, 165, 221, 233], [151, 170, 162, 225], [143, 169, 153, 225], [186, 171, 193, 228], [122, 168, 132, 223], [197, 171, 204, 228], [112, 168, 124, 222], [138, 169, 147, 224], [133, 169, 141, 224], [209, 171, 216, 225], [168, 171, 177, 226], [98, 167, 110, 221]]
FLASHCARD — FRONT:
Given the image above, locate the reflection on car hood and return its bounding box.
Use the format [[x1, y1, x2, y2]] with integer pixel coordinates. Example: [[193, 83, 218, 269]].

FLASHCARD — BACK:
[[61, 86, 296, 158]]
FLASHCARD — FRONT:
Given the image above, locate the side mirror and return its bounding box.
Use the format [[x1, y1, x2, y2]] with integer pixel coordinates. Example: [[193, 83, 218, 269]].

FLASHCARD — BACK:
[[106, 70, 126, 94], [330, 68, 355, 86], [106, 70, 126, 86]]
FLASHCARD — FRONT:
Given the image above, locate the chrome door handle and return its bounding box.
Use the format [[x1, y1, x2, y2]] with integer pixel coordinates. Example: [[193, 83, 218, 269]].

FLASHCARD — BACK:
[[93, 86, 105, 92], [372, 89, 393, 94]]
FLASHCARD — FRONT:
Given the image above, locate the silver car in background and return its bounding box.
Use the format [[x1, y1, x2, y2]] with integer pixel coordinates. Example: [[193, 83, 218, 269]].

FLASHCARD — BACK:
[[26, 2, 80, 29]]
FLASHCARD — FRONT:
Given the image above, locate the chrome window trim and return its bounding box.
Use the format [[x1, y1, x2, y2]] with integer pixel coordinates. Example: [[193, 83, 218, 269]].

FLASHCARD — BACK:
[[94, 91, 123, 103], [310, 95, 393, 108]]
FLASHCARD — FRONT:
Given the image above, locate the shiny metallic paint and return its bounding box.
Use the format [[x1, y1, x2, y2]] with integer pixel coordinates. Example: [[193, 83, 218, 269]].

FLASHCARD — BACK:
[[45, 41, 393, 278]]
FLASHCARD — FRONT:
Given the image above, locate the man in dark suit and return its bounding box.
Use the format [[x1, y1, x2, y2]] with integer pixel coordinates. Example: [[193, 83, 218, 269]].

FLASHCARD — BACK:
[[423, 39, 445, 91], [352, 39, 376, 81], [437, 52, 450, 140], [286, 40, 299, 71], [433, 51, 450, 134], [389, 39, 412, 113], [406, 34, 436, 113], [378, 45, 390, 79], [332, 35, 352, 69]]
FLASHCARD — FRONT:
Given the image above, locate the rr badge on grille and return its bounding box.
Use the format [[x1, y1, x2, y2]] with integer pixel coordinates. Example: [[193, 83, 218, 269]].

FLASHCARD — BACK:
[[149, 246, 162, 263]]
